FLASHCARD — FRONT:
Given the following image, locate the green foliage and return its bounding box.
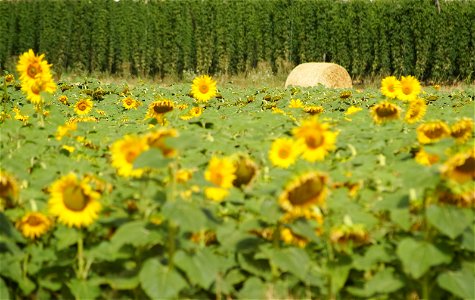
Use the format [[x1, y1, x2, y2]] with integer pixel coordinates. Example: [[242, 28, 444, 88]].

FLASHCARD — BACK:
[[1, 0, 475, 82]]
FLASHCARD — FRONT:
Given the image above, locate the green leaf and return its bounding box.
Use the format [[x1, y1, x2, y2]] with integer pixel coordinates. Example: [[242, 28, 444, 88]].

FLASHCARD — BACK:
[[174, 249, 220, 289], [139, 258, 187, 299], [104, 276, 140, 290], [68, 279, 101, 300], [110, 220, 163, 248], [353, 244, 394, 271], [327, 255, 352, 294], [461, 226, 475, 252], [265, 247, 311, 282], [133, 148, 170, 169], [426, 205, 472, 239], [161, 200, 207, 232], [396, 238, 452, 279], [389, 208, 411, 231], [437, 266, 475, 299], [54, 226, 80, 251], [365, 268, 404, 295], [0, 277, 11, 300], [237, 277, 267, 299]]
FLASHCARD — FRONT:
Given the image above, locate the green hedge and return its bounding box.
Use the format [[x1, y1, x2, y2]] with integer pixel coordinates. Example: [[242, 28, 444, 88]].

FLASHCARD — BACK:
[[1, 0, 474, 82]]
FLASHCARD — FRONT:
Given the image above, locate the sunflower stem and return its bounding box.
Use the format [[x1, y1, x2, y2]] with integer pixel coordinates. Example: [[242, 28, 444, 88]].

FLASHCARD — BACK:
[[35, 102, 45, 128], [167, 221, 177, 271], [77, 233, 85, 280]]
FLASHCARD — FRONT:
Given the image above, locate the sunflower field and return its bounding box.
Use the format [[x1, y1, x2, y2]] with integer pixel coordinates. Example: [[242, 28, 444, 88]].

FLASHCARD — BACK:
[[0, 51, 474, 300]]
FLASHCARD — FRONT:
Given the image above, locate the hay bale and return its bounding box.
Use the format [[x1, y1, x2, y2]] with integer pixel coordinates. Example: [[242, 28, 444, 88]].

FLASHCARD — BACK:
[[285, 62, 352, 89]]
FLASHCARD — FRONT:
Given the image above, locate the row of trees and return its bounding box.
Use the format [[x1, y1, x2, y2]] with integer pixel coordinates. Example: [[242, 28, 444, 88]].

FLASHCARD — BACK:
[[0, 0, 474, 82]]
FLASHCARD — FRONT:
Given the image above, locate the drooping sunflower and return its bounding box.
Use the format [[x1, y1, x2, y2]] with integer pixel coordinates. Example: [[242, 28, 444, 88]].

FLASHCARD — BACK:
[[280, 227, 308, 248], [232, 155, 258, 188], [396, 75, 421, 101], [437, 184, 474, 208], [450, 118, 474, 144], [16, 49, 52, 84], [416, 121, 451, 144], [145, 128, 178, 158], [330, 224, 370, 249], [303, 105, 324, 115], [0, 170, 19, 211], [21, 75, 57, 104], [339, 91, 352, 99], [110, 134, 150, 178], [122, 97, 139, 110], [404, 98, 427, 124], [414, 148, 439, 166], [16, 212, 52, 239], [74, 98, 93, 115], [370, 101, 401, 124], [440, 148, 475, 184], [268, 137, 302, 168], [180, 106, 203, 120], [48, 173, 101, 228], [292, 118, 338, 162], [279, 172, 328, 214], [380, 76, 401, 99], [146, 99, 174, 120], [191, 75, 217, 102], [205, 156, 236, 189]]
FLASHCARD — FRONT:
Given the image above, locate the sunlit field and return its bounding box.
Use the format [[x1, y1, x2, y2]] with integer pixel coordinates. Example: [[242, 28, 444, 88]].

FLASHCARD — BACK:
[[0, 50, 474, 299]]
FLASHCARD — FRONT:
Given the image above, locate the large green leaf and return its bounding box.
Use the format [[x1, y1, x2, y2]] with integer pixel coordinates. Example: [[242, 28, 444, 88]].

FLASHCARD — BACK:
[[437, 264, 475, 299], [0, 277, 11, 300], [174, 249, 221, 289], [139, 258, 187, 299], [68, 279, 101, 300], [426, 205, 472, 239], [54, 226, 81, 251], [347, 268, 404, 297], [264, 247, 311, 282], [161, 200, 207, 232], [396, 238, 452, 279], [133, 148, 170, 169], [109, 220, 163, 248], [237, 277, 267, 299]]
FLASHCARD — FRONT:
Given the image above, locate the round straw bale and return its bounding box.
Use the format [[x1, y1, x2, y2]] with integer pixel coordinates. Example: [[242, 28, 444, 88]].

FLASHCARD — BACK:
[[285, 62, 352, 89]]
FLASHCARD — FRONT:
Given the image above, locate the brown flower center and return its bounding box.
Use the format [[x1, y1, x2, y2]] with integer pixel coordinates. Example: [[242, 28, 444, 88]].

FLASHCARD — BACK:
[[455, 157, 475, 178], [153, 104, 173, 114], [199, 84, 209, 94], [424, 126, 447, 139], [278, 148, 290, 159], [305, 133, 324, 149], [376, 105, 398, 117], [26, 215, 43, 226], [402, 86, 411, 95], [63, 185, 88, 211], [27, 63, 41, 79], [288, 176, 324, 206]]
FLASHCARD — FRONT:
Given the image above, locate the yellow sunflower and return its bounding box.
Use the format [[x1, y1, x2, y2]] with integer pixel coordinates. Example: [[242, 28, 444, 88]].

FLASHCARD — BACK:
[[280, 227, 308, 248], [345, 106, 363, 116], [440, 148, 475, 184], [380, 76, 401, 99], [288, 99, 304, 108], [268, 137, 302, 168], [146, 99, 174, 120], [339, 91, 352, 99], [16, 49, 52, 84], [13, 107, 29, 124], [396, 75, 421, 101], [180, 106, 203, 120], [16, 212, 52, 239], [370, 101, 401, 124], [145, 128, 178, 158], [122, 97, 139, 110], [279, 172, 328, 214], [204, 187, 230, 202], [21, 75, 57, 104], [330, 224, 370, 249], [110, 134, 150, 178], [232, 155, 258, 188], [414, 148, 439, 166], [416, 121, 451, 144], [74, 98, 93, 115], [437, 185, 474, 208], [191, 75, 217, 102], [204, 156, 236, 188], [303, 105, 324, 115], [48, 173, 101, 228], [58, 95, 69, 105], [0, 170, 19, 211], [450, 118, 474, 144], [292, 118, 338, 162], [4, 74, 15, 85], [404, 98, 427, 124]]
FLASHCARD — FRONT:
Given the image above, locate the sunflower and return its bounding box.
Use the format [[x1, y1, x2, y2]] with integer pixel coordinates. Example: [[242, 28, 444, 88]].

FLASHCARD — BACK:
[[414, 148, 439, 166], [21, 75, 57, 104], [48, 173, 101, 228], [339, 91, 352, 99], [175, 169, 194, 184], [145, 128, 178, 158], [345, 106, 363, 116], [268, 137, 302, 168], [204, 156, 236, 188], [416, 121, 451, 144], [204, 187, 230, 202], [288, 99, 304, 108], [58, 95, 69, 105], [191, 75, 217, 102], [16, 49, 52, 84], [404, 98, 427, 124], [180, 106, 203, 120], [450, 118, 474, 143], [146, 99, 174, 120], [110, 134, 150, 178], [74, 98, 93, 115], [396, 75, 421, 101], [329, 224, 370, 249], [16, 212, 52, 239], [292, 118, 338, 162], [437, 185, 474, 208], [4, 74, 15, 85], [279, 172, 328, 214], [122, 97, 139, 110], [303, 105, 324, 115], [380, 76, 401, 99], [13, 107, 29, 124], [55, 121, 78, 141], [232, 155, 258, 188], [0, 170, 19, 211], [280, 227, 308, 248], [370, 101, 401, 124], [440, 149, 475, 184]]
